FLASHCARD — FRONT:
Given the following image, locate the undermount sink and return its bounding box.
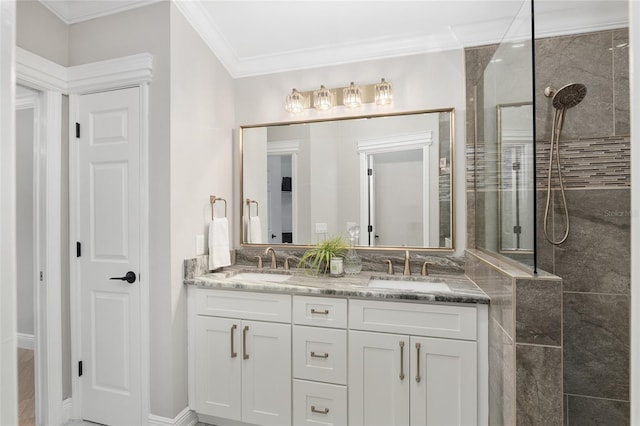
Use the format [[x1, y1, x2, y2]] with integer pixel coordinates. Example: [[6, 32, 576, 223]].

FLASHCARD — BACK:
[[229, 272, 292, 283], [368, 278, 450, 292]]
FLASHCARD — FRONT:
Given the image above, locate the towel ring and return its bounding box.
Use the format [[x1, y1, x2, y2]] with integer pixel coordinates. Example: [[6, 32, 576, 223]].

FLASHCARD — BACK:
[[210, 195, 227, 219], [246, 198, 259, 217]]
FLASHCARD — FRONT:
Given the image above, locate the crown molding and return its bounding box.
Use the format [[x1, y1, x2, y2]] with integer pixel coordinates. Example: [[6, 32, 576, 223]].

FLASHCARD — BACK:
[[16, 48, 67, 92], [16, 48, 153, 94], [67, 53, 153, 94], [39, 0, 162, 25]]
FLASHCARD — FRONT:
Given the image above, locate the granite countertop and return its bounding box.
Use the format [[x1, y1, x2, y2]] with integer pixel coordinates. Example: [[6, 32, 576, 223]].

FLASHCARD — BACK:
[[184, 265, 490, 305]]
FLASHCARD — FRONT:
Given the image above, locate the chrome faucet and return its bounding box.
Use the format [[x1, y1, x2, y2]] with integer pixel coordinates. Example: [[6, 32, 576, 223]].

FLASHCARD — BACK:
[[265, 246, 278, 269], [403, 250, 411, 276]]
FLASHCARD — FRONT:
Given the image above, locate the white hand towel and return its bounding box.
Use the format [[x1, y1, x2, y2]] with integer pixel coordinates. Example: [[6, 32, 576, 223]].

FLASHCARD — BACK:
[[249, 216, 262, 244], [208, 217, 231, 270]]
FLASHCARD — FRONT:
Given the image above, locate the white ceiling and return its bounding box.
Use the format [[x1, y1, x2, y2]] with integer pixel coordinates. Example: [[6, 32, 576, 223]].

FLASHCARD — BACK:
[[39, 0, 629, 78]]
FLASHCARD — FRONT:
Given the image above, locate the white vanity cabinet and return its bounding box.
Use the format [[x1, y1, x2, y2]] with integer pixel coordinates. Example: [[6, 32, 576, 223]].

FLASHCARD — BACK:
[[188, 285, 488, 426], [348, 299, 479, 426], [292, 296, 348, 426], [190, 288, 292, 426]]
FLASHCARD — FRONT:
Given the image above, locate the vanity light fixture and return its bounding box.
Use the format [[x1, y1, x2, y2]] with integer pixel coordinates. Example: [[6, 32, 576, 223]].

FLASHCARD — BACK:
[[313, 85, 333, 111], [285, 88, 305, 113], [343, 82, 362, 108], [374, 78, 393, 105], [284, 79, 393, 113]]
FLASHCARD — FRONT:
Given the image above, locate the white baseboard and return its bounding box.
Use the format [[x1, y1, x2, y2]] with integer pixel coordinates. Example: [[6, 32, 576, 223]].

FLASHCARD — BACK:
[[61, 398, 73, 423], [17, 332, 35, 350], [148, 407, 198, 426]]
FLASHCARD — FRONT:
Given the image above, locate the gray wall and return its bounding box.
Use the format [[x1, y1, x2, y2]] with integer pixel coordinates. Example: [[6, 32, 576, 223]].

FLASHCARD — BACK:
[[16, 106, 34, 337], [16, 0, 68, 66], [465, 28, 631, 425], [535, 29, 631, 424]]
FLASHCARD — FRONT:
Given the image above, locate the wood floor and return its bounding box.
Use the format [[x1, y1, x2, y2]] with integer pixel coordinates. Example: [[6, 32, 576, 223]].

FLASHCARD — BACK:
[[18, 348, 35, 426]]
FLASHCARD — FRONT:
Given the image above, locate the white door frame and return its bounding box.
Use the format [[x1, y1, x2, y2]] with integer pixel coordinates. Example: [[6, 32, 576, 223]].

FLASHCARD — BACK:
[[357, 132, 433, 247], [267, 140, 299, 244], [16, 47, 152, 425], [15, 87, 47, 426]]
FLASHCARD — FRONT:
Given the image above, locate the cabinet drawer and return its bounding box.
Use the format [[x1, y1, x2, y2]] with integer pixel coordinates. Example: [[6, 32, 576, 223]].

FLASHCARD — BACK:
[[293, 380, 347, 426], [292, 296, 347, 328], [349, 299, 477, 340], [293, 326, 347, 384], [195, 288, 291, 323]]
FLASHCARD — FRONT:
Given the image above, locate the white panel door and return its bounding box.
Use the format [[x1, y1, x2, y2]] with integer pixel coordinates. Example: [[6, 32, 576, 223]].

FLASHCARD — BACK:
[[194, 316, 242, 420], [410, 336, 477, 426], [349, 331, 409, 426], [241, 320, 292, 426], [78, 87, 141, 425]]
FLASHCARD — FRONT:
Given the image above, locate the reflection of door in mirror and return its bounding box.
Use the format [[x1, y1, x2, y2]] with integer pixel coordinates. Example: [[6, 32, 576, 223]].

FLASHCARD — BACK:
[[498, 103, 534, 253], [267, 154, 294, 244], [368, 150, 425, 246]]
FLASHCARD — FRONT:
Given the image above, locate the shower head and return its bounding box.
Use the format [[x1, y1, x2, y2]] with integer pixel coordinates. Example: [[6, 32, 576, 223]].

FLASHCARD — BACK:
[[544, 83, 587, 109]]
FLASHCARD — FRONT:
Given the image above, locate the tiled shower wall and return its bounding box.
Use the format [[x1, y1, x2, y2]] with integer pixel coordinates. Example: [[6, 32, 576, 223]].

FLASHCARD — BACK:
[[535, 29, 631, 424], [465, 28, 631, 425]]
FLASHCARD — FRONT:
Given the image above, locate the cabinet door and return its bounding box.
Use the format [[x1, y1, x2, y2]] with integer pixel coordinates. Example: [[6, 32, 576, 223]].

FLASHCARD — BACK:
[[349, 331, 409, 426], [194, 316, 242, 420], [410, 336, 477, 426], [241, 320, 292, 426]]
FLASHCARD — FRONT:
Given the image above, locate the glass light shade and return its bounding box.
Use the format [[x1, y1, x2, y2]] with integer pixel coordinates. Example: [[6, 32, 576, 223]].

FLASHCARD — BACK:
[[343, 82, 362, 108], [375, 78, 393, 105], [313, 85, 333, 111], [285, 88, 304, 113]]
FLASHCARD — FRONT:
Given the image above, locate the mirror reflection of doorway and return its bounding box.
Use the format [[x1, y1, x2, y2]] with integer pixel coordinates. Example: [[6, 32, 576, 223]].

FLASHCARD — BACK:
[[267, 154, 294, 244], [368, 149, 424, 246]]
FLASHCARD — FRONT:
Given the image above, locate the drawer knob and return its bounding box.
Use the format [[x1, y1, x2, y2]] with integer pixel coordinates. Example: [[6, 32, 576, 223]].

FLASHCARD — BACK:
[[310, 308, 329, 315], [311, 405, 329, 415], [310, 351, 329, 359]]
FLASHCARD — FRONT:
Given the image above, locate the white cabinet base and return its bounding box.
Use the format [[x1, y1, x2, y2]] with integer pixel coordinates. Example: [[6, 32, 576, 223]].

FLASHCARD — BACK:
[[293, 380, 347, 426]]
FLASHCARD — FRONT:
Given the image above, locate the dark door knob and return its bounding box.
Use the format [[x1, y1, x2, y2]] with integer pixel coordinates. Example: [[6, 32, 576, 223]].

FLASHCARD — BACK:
[[271, 234, 277, 239], [110, 271, 136, 284]]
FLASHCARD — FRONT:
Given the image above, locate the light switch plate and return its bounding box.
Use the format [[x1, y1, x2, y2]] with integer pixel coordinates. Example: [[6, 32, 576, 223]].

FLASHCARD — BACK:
[[315, 222, 328, 234], [196, 234, 205, 255]]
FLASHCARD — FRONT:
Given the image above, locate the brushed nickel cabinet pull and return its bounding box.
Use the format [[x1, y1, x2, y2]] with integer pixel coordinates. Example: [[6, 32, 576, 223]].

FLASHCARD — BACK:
[[243, 325, 249, 360], [399, 341, 405, 380], [310, 351, 329, 359], [310, 308, 329, 315], [415, 342, 421, 383], [230, 324, 238, 358], [311, 406, 329, 414]]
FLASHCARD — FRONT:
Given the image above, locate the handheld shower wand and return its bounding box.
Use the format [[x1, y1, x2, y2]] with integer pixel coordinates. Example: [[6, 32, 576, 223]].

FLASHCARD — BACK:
[[542, 83, 587, 245]]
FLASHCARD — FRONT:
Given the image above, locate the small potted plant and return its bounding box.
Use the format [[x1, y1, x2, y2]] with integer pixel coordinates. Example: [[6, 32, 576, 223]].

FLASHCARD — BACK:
[[298, 235, 349, 276]]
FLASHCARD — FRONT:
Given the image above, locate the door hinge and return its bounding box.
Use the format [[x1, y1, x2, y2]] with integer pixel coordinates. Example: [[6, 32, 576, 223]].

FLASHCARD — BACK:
[[75, 122, 80, 138], [78, 361, 83, 377], [367, 168, 373, 176], [368, 225, 373, 232], [39, 271, 43, 282], [76, 242, 81, 257]]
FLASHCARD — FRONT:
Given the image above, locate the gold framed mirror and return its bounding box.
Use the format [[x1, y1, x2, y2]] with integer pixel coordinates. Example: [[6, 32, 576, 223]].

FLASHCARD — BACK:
[[240, 109, 455, 251]]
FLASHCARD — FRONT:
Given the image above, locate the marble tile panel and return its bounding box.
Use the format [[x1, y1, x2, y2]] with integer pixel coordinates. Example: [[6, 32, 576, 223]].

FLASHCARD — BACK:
[[536, 189, 555, 274], [563, 293, 629, 400], [564, 395, 569, 426], [613, 29, 630, 136], [566, 395, 629, 426], [466, 190, 476, 249], [554, 188, 630, 294], [516, 344, 563, 426], [489, 317, 515, 426], [466, 254, 514, 338], [516, 278, 562, 346], [535, 31, 615, 141]]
